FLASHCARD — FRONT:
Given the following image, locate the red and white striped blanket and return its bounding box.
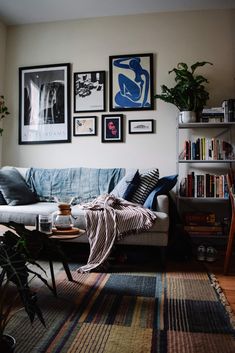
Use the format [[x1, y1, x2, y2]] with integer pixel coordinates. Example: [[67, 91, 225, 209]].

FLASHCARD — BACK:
[[78, 194, 157, 272]]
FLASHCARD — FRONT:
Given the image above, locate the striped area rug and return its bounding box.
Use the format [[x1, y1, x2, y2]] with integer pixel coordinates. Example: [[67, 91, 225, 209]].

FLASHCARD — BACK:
[[6, 268, 235, 353]]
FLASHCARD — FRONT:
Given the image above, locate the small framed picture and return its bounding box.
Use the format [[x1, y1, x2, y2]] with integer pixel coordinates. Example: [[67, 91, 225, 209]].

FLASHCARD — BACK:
[[129, 119, 154, 134], [73, 116, 97, 136], [102, 114, 123, 143], [74, 71, 105, 112], [109, 53, 154, 111]]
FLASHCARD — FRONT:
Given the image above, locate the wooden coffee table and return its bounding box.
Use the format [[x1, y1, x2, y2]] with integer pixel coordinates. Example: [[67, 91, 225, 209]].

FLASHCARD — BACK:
[[47, 228, 85, 295]]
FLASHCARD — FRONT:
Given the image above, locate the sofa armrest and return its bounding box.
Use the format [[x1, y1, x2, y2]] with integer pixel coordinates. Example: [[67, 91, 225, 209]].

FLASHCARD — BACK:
[[155, 195, 169, 214]]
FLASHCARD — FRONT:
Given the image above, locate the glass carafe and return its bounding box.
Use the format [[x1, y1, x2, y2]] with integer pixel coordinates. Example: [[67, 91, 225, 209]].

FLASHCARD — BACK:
[[54, 203, 74, 230]]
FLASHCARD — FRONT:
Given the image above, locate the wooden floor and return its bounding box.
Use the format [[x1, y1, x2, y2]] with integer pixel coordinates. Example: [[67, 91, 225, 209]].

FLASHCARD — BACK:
[[205, 254, 235, 313]]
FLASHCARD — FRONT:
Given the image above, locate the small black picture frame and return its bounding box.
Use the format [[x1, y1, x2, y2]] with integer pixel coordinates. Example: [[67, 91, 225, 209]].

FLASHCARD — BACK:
[[73, 116, 97, 136], [19, 63, 71, 144], [129, 119, 154, 134], [74, 71, 106, 113], [102, 114, 123, 143], [109, 53, 154, 111]]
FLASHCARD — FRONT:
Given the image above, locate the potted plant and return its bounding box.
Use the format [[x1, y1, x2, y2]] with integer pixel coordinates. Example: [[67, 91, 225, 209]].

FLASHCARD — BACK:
[[154, 61, 213, 123], [0, 223, 61, 352], [0, 96, 10, 136]]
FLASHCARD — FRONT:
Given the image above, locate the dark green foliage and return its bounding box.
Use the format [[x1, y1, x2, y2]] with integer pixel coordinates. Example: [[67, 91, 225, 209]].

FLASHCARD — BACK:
[[155, 61, 213, 112], [0, 222, 67, 341]]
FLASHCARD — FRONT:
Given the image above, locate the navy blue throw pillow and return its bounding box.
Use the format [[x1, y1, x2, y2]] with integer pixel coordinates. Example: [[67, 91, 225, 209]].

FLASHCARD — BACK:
[[144, 174, 178, 209], [123, 171, 141, 201]]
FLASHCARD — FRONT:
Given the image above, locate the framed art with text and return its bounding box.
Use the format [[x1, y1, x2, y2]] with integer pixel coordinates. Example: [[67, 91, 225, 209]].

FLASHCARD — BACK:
[[73, 116, 97, 136], [129, 119, 154, 134], [109, 53, 154, 111], [74, 71, 106, 113], [19, 63, 71, 144], [101, 114, 123, 143]]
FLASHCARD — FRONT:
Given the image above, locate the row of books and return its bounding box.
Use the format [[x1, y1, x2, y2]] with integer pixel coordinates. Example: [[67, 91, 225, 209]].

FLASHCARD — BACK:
[[200, 100, 235, 123], [181, 138, 233, 161], [183, 212, 227, 236], [201, 107, 224, 123], [179, 172, 229, 198]]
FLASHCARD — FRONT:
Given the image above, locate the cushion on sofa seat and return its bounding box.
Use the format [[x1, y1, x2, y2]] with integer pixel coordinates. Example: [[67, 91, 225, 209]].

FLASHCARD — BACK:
[[0, 168, 38, 206], [129, 168, 159, 205], [144, 174, 178, 209]]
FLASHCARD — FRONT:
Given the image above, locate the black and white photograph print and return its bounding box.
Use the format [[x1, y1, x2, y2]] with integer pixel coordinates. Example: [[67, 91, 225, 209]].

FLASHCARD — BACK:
[[73, 116, 97, 136], [19, 63, 71, 144], [74, 71, 106, 113], [128, 119, 154, 134], [102, 114, 123, 143]]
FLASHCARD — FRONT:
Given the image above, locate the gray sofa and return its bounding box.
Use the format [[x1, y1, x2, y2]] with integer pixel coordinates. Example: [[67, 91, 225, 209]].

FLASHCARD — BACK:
[[0, 167, 169, 251]]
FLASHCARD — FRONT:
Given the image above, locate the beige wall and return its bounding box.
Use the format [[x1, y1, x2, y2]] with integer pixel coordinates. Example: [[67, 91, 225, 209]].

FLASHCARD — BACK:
[[0, 21, 7, 165], [2, 9, 235, 176]]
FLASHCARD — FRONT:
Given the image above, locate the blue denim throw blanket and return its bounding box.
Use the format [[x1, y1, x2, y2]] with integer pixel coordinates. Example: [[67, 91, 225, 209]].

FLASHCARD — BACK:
[[26, 167, 125, 204]]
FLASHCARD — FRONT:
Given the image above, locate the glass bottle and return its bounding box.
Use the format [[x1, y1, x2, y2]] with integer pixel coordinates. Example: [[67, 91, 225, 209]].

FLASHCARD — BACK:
[[54, 203, 74, 230]]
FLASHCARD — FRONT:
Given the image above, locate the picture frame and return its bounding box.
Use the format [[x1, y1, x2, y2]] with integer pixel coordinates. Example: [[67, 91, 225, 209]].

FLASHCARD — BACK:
[[109, 53, 154, 111], [102, 114, 123, 143], [19, 63, 71, 144], [74, 71, 106, 113], [73, 116, 97, 136], [128, 119, 154, 134]]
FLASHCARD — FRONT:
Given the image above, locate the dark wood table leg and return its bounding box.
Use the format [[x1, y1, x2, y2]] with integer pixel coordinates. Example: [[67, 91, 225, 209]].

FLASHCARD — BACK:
[[62, 260, 73, 282], [49, 259, 57, 296]]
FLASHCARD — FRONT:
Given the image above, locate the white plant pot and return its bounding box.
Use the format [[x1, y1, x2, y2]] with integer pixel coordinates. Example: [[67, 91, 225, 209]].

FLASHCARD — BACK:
[[179, 111, 196, 124]]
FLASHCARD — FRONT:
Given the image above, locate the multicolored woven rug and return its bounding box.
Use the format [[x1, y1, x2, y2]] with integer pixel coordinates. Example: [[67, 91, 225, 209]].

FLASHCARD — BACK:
[[6, 267, 235, 353]]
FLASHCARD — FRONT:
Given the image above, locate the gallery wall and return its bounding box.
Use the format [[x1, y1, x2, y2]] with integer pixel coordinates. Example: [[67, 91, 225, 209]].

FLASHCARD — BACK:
[[2, 9, 235, 176]]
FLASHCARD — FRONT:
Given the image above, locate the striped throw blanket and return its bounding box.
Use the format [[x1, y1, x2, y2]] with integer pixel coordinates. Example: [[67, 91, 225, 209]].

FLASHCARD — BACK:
[[78, 194, 157, 272]]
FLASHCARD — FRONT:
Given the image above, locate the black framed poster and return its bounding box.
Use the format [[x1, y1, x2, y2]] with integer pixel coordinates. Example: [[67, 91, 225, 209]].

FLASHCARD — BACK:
[[19, 63, 71, 144]]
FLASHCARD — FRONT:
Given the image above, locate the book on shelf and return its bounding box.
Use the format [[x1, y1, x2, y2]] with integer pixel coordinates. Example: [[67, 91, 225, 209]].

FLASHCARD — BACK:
[[223, 99, 235, 122], [184, 212, 216, 225], [184, 225, 223, 232], [186, 231, 224, 236], [184, 223, 224, 236]]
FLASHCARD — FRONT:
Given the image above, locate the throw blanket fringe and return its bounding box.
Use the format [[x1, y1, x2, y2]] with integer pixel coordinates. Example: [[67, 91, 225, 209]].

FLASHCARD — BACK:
[[78, 194, 157, 273]]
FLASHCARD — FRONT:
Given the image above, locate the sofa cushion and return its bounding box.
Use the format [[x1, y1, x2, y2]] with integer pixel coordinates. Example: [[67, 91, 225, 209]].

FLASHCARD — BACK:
[[0, 168, 38, 206], [111, 170, 137, 198], [123, 170, 140, 201], [129, 168, 159, 205], [0, 191, 7, 205], [144, 174, 178, 209]]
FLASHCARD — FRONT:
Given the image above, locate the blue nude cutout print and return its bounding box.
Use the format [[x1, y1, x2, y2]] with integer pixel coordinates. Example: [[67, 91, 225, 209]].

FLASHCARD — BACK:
[[114, 56, 150, 108]]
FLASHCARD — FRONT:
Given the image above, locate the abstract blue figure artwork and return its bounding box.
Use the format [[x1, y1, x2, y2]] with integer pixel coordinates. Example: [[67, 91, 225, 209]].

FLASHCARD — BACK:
[[109, 53, 154, 111]]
